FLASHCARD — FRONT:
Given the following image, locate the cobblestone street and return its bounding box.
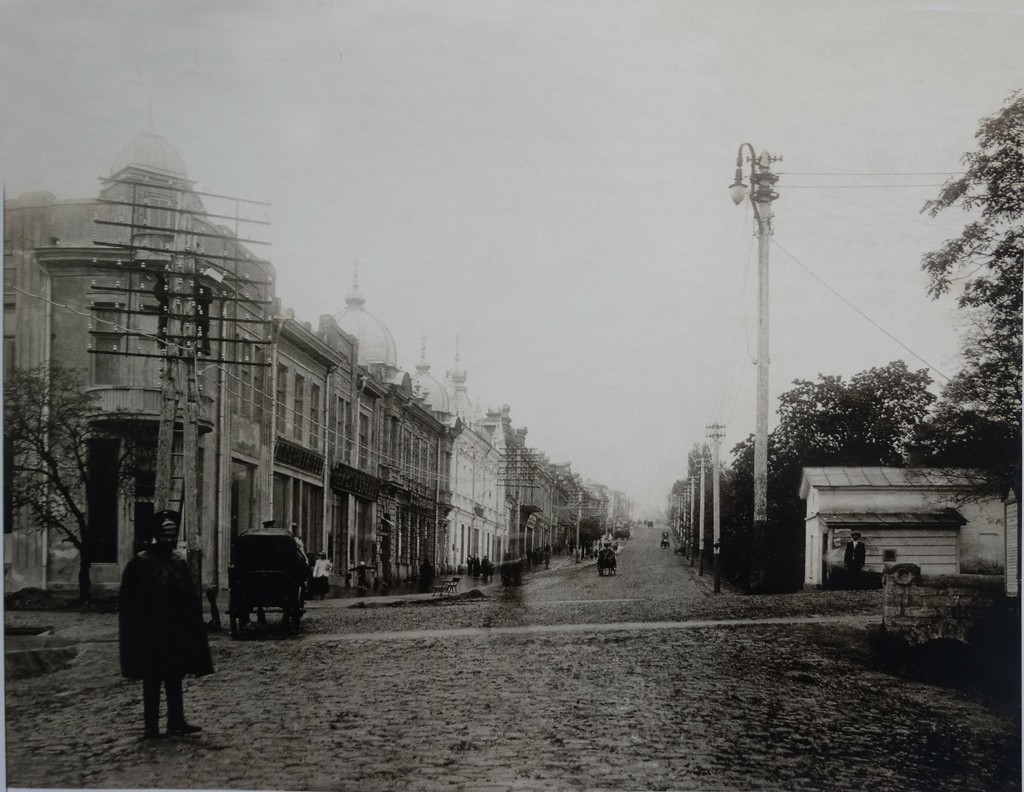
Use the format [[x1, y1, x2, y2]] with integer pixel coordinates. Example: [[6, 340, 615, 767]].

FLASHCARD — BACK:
[[5, 528, 1020, 792]]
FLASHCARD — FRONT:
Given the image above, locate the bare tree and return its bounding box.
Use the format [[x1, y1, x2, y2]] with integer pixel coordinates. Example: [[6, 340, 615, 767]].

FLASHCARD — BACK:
[[4, 363, 139, 601]]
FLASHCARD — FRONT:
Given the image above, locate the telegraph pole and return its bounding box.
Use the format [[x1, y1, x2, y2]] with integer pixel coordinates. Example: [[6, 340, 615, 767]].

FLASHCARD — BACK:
[[707, 423, 724, 593], [730, 146, 780, 593], [92, 176, 272, 603], [689, 475, 696, 567], [698, 459, 706, 576]]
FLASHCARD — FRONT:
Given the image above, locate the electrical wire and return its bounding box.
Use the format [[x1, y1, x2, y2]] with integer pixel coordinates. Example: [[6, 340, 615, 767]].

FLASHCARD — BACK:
[[5, 280, 586, 489], [778, 171, 964, 177], [769, 241, 951, 383]]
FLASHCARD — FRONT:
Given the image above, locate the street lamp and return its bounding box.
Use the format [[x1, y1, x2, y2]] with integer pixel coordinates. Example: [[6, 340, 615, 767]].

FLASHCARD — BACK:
[[730, 143, 780, 593]]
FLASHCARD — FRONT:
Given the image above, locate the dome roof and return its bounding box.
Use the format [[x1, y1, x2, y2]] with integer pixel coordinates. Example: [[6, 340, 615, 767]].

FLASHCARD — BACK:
[[411, 340, 451, 414], [335, 270, 398, 368], [111, 131, 188, 178]]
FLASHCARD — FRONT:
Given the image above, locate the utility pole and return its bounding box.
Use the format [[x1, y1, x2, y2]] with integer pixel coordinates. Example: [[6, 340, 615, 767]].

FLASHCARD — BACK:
[[730, 145, 780, 593], [707, 423, 725, 593], [92, 176, 272, 604], [689, 475, 696, 567], [698, 458, 706, 576]]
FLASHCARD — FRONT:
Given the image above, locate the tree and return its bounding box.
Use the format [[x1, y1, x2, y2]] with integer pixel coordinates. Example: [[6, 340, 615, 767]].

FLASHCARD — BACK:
[[722, 361, 935, 591], [578, 516, 604, 547], [4, 363, 137, 601], [919, 91, 1023, 500]]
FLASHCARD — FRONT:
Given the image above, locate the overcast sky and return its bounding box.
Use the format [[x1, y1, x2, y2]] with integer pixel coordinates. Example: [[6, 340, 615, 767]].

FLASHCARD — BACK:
[[2, 0, 1021, 516]]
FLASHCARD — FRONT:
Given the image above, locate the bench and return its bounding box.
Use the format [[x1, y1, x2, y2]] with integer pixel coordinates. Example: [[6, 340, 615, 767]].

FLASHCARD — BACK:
[[432, 576, 461, 596]]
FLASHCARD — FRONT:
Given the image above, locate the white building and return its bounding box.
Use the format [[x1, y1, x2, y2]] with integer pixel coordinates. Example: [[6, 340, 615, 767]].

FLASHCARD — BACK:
[[799, 467, 1007, 590], [416, 343, 506, 571]]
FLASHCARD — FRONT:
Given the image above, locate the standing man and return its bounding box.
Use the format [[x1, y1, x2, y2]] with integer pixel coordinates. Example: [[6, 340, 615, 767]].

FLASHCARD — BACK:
[[119, 510, 213, 739], [844, 531, 866, 587]]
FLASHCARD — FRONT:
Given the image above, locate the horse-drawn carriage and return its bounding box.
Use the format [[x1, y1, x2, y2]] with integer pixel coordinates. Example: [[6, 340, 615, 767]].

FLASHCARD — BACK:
[[228, 527, 309, 636], [597, 544, 617, 576]]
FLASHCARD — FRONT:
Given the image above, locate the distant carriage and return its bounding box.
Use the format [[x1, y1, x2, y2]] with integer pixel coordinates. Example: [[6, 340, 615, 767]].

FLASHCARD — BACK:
[[597, 545, 617, 576], [228, 528, 308, 636]]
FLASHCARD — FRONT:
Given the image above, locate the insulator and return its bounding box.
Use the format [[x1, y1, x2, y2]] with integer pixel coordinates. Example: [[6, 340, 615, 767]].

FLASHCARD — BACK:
[[115, 280, 121, 287], [87, 343, 93, 350], [91, 280, 97, 287], [111, 344, 118, 351]]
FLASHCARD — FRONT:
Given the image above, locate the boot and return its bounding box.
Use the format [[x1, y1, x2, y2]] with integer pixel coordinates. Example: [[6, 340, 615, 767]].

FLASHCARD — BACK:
[[142, 678, 162, 739], [165, 676, 202, 735]]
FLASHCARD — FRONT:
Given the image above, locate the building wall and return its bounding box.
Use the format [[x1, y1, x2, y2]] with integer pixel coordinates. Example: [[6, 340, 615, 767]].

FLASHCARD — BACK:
[[803, 479, 1007, 589]]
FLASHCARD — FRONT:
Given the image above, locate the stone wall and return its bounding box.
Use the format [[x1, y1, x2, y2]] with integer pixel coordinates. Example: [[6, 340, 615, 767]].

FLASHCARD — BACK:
[[882, 562, 1008, 646]]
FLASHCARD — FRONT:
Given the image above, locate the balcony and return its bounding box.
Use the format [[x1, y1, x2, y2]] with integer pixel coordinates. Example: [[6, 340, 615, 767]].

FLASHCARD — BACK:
[[87, 385, 215, 433]]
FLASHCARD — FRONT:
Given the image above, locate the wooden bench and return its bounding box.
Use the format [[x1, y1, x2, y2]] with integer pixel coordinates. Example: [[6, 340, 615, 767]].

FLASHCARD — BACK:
[[432, 576, 461, 596]]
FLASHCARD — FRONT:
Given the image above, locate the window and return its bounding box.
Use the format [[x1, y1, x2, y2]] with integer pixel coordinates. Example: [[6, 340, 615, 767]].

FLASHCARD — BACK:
[[358, 412, 369, 468], [91, 304, 122, 385], [339, 399, 352, 461], [309, 383, 321, 450], [293, 374, 305, 441], [883, 549, 897, 562], [233, 340, 252, 416], [275, 364, 288, 429], [230, 460, 256, 542], [4, 335, 15, 377], [251, 347, 265, 421], [86, 439, 119, 563]]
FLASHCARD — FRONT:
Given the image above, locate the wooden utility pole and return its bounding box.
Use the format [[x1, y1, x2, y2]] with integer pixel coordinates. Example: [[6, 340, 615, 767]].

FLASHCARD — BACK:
[[689, 476, 696, 567], [698, 459, 706, 576], [707, 423, 725, 593]]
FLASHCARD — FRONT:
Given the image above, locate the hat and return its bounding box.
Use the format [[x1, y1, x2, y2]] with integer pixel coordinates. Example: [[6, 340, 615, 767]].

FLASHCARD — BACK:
[[153, 509, 180, 528], [850, 531, 862, 540]]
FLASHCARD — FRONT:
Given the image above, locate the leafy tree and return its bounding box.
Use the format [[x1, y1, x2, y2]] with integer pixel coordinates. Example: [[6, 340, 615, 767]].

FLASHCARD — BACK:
[[4, 363, 138, 601], [578, 516, 604, 546], [919, 91, 1023, 500], [722, 361, 934, 591]]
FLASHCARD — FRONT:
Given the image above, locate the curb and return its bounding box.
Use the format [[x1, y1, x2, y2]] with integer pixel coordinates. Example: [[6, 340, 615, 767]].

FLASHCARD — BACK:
[[5, 638, 80, 680]]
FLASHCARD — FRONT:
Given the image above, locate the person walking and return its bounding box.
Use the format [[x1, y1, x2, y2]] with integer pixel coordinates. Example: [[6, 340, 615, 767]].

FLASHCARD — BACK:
[[119, 510, 213, 740], [311, 552, 332, 599]]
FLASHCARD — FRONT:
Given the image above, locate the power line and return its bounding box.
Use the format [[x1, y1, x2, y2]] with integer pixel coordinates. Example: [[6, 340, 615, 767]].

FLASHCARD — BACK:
[[783, 184, 947, 189], [779, 171, 964, 177], [769, 240, 951, 383]]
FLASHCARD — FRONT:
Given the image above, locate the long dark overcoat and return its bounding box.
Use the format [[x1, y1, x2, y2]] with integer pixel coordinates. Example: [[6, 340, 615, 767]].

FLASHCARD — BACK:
[[119, 549, 214, 680]]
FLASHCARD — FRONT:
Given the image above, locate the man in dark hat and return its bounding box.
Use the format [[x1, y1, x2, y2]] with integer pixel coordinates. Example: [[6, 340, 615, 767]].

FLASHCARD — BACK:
[[844, 531, 866, 586], [119, 509, 213, 739]]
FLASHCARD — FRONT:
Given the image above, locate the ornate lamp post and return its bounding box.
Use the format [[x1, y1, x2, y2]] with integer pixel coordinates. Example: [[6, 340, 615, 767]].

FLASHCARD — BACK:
[[729, 144, 780, 592]]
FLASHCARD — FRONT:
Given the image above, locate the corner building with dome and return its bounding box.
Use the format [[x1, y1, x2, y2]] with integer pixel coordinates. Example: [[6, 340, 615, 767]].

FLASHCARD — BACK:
[[4, 130, 623, 600]]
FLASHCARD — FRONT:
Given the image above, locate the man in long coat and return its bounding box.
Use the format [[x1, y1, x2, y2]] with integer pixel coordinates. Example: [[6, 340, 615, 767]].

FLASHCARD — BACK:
[[120, 510, 213, 739], [843, 531, 867, 587]]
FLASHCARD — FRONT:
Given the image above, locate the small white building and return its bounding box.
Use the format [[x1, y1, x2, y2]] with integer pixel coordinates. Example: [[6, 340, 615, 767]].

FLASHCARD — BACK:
[[799, 467, 1006, 590]]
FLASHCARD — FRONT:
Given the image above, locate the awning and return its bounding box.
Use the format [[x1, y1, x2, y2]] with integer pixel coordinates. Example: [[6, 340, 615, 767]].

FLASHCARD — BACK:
[[818, 508, 966, 527]]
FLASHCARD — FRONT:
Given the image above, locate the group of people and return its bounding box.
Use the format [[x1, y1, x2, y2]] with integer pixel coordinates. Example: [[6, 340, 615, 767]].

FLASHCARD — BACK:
[[524, 544, 552, 569], [464, 554, 494, 583]]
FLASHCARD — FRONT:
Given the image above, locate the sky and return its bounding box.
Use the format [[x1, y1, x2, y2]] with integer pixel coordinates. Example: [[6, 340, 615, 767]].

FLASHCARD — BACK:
[[2, 0, 1021, 517]]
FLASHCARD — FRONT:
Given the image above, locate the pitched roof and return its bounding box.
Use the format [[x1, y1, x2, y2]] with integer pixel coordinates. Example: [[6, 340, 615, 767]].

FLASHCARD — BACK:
[[799, 467, 984, 499]]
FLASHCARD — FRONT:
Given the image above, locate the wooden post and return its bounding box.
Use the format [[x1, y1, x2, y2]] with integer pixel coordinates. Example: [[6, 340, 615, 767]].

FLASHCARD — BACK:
[[154, 357, 177, 513], [183, 360, 202, 597]]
